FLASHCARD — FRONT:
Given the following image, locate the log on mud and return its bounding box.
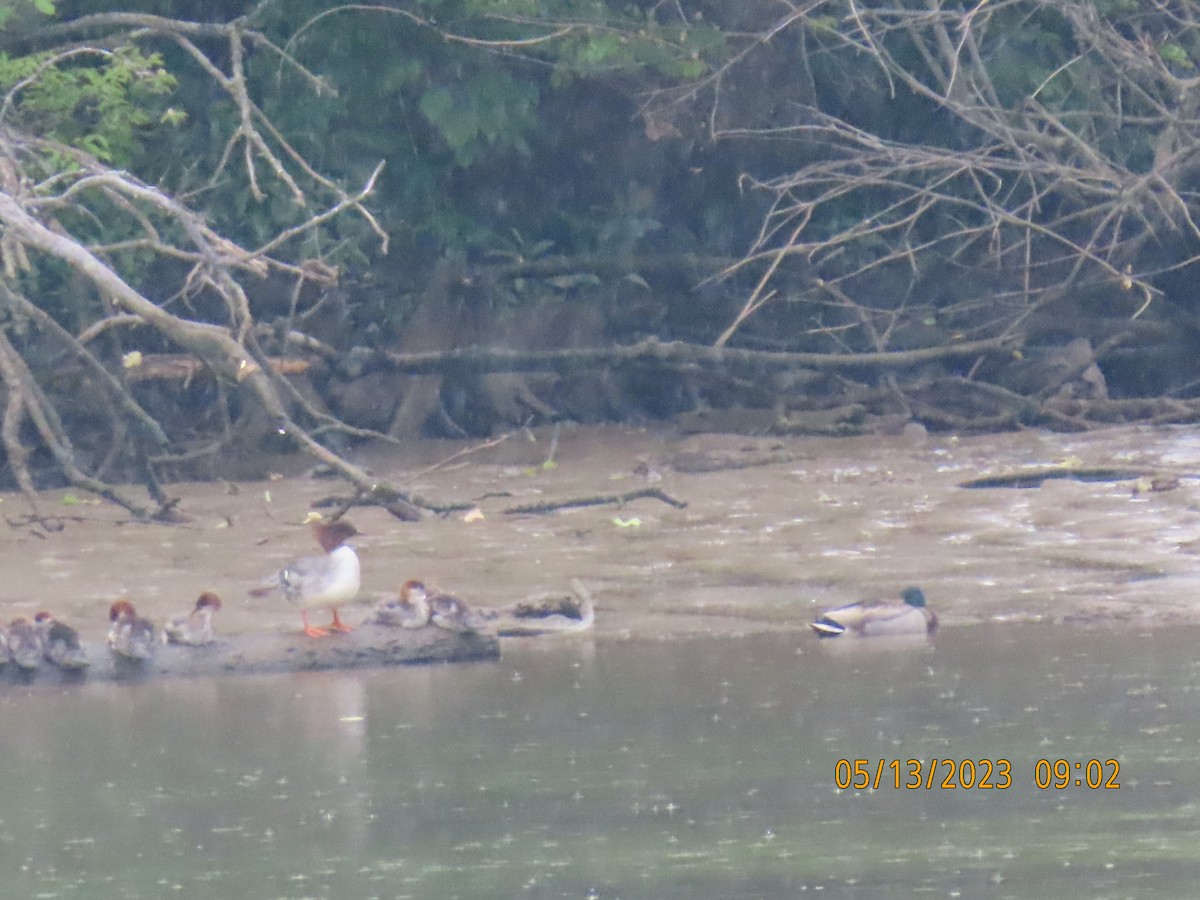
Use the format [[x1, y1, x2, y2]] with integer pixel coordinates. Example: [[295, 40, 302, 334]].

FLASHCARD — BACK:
[[2, 622, 499, 688]]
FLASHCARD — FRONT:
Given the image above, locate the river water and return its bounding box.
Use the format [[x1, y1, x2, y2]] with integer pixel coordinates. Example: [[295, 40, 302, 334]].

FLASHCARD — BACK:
[[3, 423, 1200, 896], [3, 626, 1200, 898]]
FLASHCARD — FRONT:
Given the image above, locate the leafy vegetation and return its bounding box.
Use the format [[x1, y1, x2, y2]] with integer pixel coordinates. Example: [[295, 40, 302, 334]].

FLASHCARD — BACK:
[[3, 0, 1200, 510]]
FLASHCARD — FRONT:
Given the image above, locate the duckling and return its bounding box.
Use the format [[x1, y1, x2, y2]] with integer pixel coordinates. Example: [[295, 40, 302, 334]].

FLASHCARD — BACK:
[[250, 520, 361, 638], [426, 585, 487, 634], [8, 616, 44, 671], [373, 580, 431, 628], [810, 587, 938, 638], [163, 592, 222, 646], [108, 600, 156, 661], [34, 611, 90, 670]]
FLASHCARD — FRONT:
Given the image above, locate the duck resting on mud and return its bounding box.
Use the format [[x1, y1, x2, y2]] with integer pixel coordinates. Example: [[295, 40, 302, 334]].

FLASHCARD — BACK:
[[109, 600, 157, 661], [163, 592, 222, 646], [810, 587, 937, 638], [426, 586, 489, 634], [8, 616, 44, 671], [373, 580, 433, 629], [480, 580, 595, 637], [372, 579, 595, 638], [371, 580, 486, 632], [34, 611, 90, 670]]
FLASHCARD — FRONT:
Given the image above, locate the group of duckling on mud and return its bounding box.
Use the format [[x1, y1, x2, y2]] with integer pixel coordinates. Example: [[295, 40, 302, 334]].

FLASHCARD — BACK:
[[2, 517, 595, 676]]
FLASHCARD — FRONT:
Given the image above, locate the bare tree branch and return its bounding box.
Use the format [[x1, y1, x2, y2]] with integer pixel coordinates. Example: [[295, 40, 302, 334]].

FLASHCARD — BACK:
[[700, 1, 1199, 349]]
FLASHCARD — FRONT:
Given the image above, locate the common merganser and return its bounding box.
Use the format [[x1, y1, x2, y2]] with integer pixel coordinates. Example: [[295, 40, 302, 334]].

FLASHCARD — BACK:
[[810, 587, 938, 638], [108, 600, 156, 661], [163, 592, 222, 645], [373, 580, 431, 628], [8, 616, 44, 671], [34, 611, 90, 670], [250, 520, 361, 638], [426, 586, 486, 634]]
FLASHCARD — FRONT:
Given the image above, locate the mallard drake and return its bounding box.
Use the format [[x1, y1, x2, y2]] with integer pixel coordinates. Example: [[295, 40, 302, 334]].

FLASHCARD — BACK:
[[249, 520, 361, 638], [373, 580, 431, 629], [8, 616, 44, 671], [163, 592, 222, 646], [810, 587, 937, 638], [108, 600, 156, 661], [34, 611, 90, 670]]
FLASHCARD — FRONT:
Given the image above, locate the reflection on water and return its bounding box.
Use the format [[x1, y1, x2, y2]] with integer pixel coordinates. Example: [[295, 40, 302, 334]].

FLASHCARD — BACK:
[[3, 625, 1200, 898]]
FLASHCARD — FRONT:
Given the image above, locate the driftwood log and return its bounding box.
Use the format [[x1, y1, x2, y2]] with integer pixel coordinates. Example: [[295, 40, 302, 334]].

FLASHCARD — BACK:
[[2, 622, 499, 688], [960, 467, 1150, 490], [363, 335, 1018, 377]]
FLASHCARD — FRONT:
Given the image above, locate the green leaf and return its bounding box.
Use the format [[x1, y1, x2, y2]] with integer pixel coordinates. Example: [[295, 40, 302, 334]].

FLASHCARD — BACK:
[[160, 106, 188, 126], [1160, 43, 1193, 67], [578, 33, 622, 66]]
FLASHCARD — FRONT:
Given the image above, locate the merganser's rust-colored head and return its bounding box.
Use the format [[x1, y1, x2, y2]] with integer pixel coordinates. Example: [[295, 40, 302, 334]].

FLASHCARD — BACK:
[[314, 520, 359, 553], [195, 592, 223, 612], [109, 600, 138, 622], [399, 580, 428, 602]]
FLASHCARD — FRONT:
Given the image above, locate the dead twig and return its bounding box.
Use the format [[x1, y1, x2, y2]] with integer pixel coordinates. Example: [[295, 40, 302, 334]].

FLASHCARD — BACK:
[[503, 487, 688, 516]]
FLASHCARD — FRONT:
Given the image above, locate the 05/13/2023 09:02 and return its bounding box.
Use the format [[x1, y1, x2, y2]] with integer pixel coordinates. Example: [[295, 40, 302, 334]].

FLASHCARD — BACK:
[[833, 758, 1121, 790]]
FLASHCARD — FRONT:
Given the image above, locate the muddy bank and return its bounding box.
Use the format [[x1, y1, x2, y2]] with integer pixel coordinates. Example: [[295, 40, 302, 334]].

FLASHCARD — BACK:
[[3, 422, 1200, 644], [3, 624, 498, 688]]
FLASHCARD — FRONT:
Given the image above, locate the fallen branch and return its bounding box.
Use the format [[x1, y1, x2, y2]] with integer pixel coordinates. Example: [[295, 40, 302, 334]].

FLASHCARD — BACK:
[[0, 191, 424, 519], [961, 467, 1149, 490], [0, 323, 164, 518], [311, 486, 429, 522], [404, 432, 515, 482], [503, 486, 687, 516], [123, 352, 311, 383], [1, 283, 170, 447], [367, 335, 1018, 378]]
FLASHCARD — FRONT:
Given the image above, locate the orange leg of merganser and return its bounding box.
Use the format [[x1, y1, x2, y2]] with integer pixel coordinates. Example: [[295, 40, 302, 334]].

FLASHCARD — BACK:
[[330, 609, 353, 633], [301, 610, 329, 638]]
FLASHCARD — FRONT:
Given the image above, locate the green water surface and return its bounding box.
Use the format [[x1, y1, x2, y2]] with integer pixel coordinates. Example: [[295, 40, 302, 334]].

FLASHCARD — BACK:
[[1, 623, 1197, 899]]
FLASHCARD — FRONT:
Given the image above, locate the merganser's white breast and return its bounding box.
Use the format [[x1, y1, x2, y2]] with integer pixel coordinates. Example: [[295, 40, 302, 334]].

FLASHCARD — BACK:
[[280, 544, 361, 610], [249, 519, 362, 638]]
